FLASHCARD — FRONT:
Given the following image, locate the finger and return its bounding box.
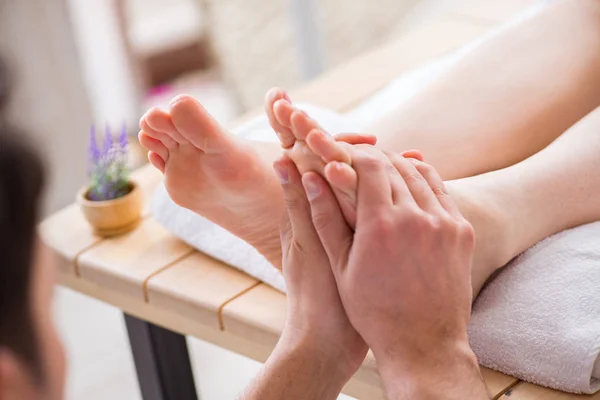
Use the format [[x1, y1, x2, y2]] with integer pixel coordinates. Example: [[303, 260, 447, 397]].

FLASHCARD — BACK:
[[351, 151, 394, 223], [334, 133, 377, 146], [401, 149, 424, 162], [306, 129, 351, 164], [273, 156, 320, 248], [138, 131, 169, 162], [302, 172, 353, 274], [148, 151, 165, 173], [387, 152, 442, 213], [408, 158, 463, 219]]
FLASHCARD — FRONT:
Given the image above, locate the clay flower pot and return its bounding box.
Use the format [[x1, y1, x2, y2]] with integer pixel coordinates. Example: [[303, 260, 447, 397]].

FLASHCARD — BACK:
[[77, 181, 143, 237]]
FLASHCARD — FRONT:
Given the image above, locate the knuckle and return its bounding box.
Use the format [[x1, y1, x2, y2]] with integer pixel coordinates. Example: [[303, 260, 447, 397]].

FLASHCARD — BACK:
[[311, 210, 333, 232], [458, 220, 476, 245], [396, 206, 425, 228], [356, 154, 385, 172], [414, 160, 433, 175], [284, 193, 304, 211], [402, 169, 425, 184], [432, 184, 450, 198], [374, 211, 396, 233]]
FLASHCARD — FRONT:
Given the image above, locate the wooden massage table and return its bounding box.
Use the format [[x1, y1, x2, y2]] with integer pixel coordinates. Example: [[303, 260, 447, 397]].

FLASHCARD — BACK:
[[40, 1, 600, 398]]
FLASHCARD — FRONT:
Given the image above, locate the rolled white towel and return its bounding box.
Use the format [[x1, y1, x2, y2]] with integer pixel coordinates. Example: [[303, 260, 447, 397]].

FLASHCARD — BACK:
[[468, 222, 600, 394]]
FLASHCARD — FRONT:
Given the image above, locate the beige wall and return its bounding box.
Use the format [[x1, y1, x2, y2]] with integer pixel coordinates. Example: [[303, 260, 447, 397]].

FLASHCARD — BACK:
[[1, 0, 93, 215]]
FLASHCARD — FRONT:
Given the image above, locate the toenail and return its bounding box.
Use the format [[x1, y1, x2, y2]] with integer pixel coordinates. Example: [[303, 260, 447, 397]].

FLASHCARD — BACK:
[[274, 164, 289, 184], [283, 92, 292, 103], [303, 178, 321, 200]]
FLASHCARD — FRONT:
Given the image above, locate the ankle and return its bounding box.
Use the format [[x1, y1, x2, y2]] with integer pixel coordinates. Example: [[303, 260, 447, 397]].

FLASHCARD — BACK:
[[446, 178, 516, 295]]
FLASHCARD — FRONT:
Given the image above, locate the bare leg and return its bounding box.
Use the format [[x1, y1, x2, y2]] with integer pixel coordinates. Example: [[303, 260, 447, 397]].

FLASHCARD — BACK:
[[137, 0, 600, 274], [450, 106, 600, 293], [371, 0, 600, 179]]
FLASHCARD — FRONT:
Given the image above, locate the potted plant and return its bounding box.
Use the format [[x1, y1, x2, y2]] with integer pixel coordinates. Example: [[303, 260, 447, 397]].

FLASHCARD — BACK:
[[77, 125, 143, 237]]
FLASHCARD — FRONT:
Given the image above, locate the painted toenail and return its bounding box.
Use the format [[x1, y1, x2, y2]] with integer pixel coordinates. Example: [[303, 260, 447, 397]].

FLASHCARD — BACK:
[[274, 164, 289, 184], [303, 178, 321, 200]]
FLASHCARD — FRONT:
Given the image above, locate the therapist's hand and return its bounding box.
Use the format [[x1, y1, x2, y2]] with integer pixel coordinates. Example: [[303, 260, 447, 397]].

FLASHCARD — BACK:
[[303, 150, 487, 399], [239, 155, 367, 400], [274, 155, 367, 377]]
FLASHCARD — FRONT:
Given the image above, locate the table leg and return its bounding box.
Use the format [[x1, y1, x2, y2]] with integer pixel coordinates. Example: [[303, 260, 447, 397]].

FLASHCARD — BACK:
[[124, 314, 199, 400]]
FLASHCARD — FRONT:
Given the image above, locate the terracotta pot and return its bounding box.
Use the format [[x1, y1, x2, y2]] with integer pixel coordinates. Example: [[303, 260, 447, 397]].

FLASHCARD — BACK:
[[77, 181, 143, 237]]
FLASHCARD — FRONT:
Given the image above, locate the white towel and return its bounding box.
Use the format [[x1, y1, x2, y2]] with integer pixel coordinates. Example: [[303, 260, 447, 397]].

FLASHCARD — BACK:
[[151, 2, 599, 392], [469, 222, 600, 394]]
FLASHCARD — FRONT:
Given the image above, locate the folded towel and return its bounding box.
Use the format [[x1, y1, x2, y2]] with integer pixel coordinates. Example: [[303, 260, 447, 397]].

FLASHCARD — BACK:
[[151, 3, 598, 392], [469, 222, 600, 394]]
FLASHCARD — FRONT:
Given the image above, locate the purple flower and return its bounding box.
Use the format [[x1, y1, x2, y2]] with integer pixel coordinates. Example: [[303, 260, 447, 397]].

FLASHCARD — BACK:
[[87, 122, 130, 201], [103, 125, 113, 154]]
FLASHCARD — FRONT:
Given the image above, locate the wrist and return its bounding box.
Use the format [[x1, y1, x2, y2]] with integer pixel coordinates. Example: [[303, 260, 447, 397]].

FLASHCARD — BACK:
[[273, 331, 350, 381], [375, 337, 489, 399]]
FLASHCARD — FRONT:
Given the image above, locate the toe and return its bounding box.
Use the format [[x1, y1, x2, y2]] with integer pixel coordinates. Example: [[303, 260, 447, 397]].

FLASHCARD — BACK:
[[324, 161, 358, 228], [139, 131, 169, 162], [170, 95, 233, 154], [334, 133, 378, 146], [265, 88, 296, 148], [290, 109, 322, 141], [148, 151, 165, 173], [144, 107, 188, 144], [140, 116, 178, 149], [306, 129, 351, 164]]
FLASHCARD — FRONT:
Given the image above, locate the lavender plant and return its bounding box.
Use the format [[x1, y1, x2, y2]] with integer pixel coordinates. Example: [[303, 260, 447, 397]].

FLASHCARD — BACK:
[[87, 124, 130, 201]]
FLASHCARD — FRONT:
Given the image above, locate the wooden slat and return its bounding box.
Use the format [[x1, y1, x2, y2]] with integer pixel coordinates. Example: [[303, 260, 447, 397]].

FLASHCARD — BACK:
[[39, 203, 101, 275], [221, 283, 518, 398], [482, 369, 520, 399], [447, 0, 538, 24], [145, 251, 259, 329], [38, 164, 163, 276], [499, 382, 600, 399], [77, 218, 193, 299]]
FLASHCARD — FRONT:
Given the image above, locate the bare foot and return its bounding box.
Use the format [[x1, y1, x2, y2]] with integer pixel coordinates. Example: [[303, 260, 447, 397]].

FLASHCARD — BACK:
[[267, 88, 421, 228], [139, 94, 286, 267], [266, 92, 513, 296]]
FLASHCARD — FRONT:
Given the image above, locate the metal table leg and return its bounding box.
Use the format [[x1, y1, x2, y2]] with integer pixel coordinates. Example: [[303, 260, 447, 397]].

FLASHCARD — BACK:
[[124, 314, 199, 400]]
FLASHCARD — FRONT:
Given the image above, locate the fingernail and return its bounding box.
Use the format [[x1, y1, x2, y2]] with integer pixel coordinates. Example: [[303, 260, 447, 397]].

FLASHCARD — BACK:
[[274, 164, 289, 184], [303, 178, 321, 200]]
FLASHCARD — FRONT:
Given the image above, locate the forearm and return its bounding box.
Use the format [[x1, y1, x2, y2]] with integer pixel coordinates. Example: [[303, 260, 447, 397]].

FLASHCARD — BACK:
[[238, 338, 348, 400], [376, 339, 489, 400]]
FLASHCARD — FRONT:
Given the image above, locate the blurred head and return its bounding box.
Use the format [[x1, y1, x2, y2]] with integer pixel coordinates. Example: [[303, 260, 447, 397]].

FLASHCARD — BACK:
[[0, 60, 66, 399]]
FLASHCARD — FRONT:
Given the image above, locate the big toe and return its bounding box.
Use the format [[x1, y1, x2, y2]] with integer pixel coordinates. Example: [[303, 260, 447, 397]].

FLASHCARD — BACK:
[[170, 95, 233, 154], [289, 108, 326, 141]]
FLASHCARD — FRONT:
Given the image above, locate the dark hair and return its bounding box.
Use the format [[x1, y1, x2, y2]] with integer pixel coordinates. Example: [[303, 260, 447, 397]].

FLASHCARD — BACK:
[[0, 58, 45, 383]]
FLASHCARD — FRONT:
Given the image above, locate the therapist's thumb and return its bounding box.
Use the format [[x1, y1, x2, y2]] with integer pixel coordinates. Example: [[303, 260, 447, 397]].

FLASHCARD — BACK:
[[273, 156, 318, 251], [302, 172, 353, 273]]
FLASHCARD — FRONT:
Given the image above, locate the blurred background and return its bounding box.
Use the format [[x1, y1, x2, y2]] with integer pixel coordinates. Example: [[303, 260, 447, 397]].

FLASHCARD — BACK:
[[1, 0, 452, 398]]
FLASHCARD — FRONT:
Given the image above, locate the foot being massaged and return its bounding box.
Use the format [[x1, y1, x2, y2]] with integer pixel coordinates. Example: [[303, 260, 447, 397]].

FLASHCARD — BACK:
[[134, 0, 600, 398]]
